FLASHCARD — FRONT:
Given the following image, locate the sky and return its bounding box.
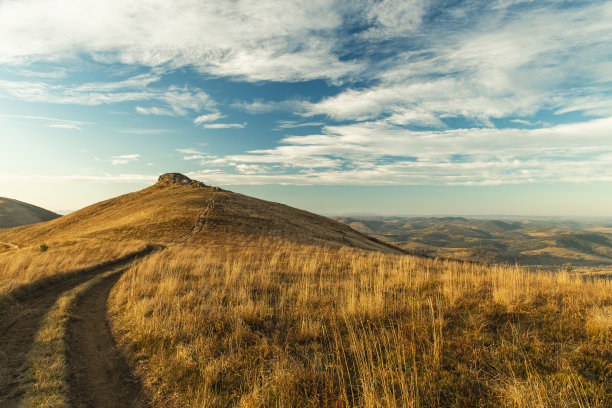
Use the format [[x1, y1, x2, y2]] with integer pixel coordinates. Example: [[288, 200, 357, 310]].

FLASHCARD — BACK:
[[1, 0, 612, 216]]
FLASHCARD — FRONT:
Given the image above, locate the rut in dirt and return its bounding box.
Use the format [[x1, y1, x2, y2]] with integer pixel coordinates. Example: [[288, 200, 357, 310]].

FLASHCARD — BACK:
[[66, 269, 150, 408], [0, 247, 155, 407], [0, 273, 99, 407]]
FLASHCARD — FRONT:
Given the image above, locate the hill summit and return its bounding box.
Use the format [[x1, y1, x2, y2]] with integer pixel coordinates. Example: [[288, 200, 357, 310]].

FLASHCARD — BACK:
[[156, 173, 207, 188], [0, 173, 402, 254]]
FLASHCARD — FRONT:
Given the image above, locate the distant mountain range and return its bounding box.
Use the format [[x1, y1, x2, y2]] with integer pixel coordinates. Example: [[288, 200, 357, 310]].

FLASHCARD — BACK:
[[333, 216, 612, 267], [0, 197, 60, 229]]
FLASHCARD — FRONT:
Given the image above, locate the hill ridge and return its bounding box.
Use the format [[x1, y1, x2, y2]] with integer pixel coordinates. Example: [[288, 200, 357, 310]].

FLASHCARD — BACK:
[[0, 196, 60, 229]]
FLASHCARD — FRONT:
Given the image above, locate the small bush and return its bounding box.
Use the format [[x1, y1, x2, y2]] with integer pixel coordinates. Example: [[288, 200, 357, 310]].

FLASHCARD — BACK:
[[39, 243, 49, 253]]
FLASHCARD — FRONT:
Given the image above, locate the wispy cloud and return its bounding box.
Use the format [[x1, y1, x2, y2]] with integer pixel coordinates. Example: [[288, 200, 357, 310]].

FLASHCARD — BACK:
[[110, 154, 140, 165], [201, 122, 246, 129], [232, 99, 303, 115], [0, 77, 214, 117], [176, 148, 216, 161], [46, 123, 81, 130], [188, 117, 612, 185], [0, 0, 359, 82], [0, 114, 90, 129], [194, 112, 225, 125], [275, 121, 325, 129], [231, 2, 612, 127], [135, 106, 175, 116]]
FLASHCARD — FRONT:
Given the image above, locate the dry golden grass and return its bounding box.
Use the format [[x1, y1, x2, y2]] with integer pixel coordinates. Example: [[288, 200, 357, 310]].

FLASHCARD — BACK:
[[0, 239, 146, 297], [109, 240, 612, 407]]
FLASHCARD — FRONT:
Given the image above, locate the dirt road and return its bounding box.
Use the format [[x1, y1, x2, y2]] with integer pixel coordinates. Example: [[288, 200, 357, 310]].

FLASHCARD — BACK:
[[0, 248, 154, 407], [66, 271, 149, 408]]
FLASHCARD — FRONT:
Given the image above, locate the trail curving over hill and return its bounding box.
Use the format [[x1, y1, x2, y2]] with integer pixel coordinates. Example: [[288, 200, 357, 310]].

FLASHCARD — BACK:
[[178, 193, 217, 243]]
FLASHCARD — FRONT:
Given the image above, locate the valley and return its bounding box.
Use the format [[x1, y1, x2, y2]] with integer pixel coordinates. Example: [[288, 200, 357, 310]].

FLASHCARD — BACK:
[[334, 216, 612, 267]]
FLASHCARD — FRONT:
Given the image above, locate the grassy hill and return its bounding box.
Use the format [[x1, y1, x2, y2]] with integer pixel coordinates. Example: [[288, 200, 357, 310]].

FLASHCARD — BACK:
[[334, 216, 612, 266], [0, 197, 60, 229], [0, 174, 610, 407], [0, 173, 400, 254]]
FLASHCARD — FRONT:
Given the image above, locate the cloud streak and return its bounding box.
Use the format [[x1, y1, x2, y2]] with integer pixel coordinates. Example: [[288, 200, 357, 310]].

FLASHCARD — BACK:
[[110, 154, 140, 165], [0, 76, 214, 117]]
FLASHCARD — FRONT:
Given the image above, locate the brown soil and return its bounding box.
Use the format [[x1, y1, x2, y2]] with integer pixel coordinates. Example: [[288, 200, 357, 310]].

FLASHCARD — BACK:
[[66, 271, 150, 408]]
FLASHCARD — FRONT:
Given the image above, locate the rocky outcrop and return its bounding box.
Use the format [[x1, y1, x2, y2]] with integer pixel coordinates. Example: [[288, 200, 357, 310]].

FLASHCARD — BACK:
[[156, 173, 207, 188]]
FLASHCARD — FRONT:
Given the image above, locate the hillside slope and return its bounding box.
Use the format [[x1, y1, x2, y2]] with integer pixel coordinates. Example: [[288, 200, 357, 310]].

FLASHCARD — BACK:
[[0, 197, 60, 229], [0, 173, 402, 254]]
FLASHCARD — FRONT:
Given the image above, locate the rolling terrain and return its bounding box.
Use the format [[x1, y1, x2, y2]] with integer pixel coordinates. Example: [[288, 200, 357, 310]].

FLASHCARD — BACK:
[[0, 197, 60, 229], [0, 173, 402, 406], [334, 216, 612, 266], [0, 174, 609, 407], [0, 173, 399, 254]]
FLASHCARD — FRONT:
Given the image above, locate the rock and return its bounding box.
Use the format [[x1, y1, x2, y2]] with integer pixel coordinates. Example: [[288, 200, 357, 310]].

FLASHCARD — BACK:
[[157, 173, 207, 188]]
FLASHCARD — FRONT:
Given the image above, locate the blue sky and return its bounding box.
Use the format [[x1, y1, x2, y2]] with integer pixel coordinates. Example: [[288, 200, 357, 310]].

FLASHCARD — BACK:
[[1, 0, 612, 216]]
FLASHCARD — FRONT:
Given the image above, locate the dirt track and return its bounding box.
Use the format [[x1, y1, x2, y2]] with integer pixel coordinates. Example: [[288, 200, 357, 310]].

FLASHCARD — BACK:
[[66, 271, 149, 408], [0, 266, 108, 407], [0, 250, 154, 407]]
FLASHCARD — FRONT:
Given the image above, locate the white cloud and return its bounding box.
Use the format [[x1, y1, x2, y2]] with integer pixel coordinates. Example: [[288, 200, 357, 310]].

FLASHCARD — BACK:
[[1, 1, 611, 190], [235, 164, 271, 175], [0, 0, 360, 82], [232, 99, 304, 114], [365, 0, 426, 37], [1, 1, 609, 127], [135, 106, 175, 116], [194, 112, 225, 125], [110, 154, 140, 165], [256, 2, 612, 127], [201, 123, 246, 129], [190, 117, 612, 185], [176, 148, 206, 155], [0, 77, 214, 117], [275, 121, 325, 129], [46, 123, 81, 130], [176, 148, 214, 161], [0, 114, 90, 129], [510, 119, 543, 126]]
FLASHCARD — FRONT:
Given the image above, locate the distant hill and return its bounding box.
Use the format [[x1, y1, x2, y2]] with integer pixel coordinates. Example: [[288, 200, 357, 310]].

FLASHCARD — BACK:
[[334, 216, 612, 266], [0, 197, 60, 229], [0, 173, 402, 254]]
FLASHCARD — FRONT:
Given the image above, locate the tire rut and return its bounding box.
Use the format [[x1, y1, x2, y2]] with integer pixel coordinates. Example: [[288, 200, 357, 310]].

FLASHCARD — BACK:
[[0, 247, 155, 407], [66, 268, 150, 408], [0, 265, 126, 406]]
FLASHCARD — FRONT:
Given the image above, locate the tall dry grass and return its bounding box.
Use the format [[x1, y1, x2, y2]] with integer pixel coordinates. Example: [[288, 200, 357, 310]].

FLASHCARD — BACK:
[[109, 240, 612, 407], [0, 239, 146, 296]]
